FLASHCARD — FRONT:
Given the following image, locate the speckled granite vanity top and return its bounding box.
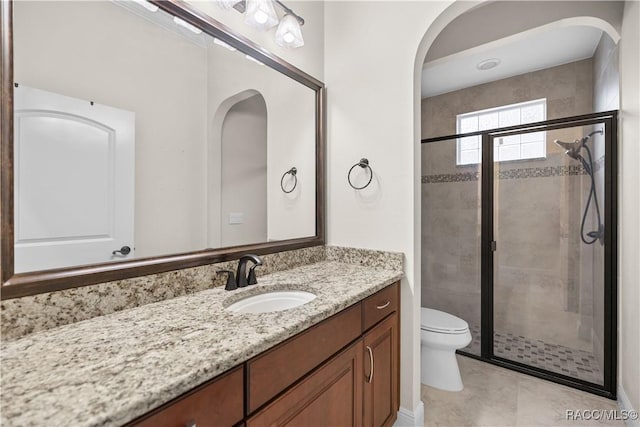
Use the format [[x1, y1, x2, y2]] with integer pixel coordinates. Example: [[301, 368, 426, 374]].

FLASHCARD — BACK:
[[0, 260, 402, 427]]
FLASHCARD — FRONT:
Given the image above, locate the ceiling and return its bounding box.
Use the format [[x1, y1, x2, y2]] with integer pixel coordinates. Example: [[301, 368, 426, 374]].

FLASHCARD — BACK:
[[421, 21, 604, 99]]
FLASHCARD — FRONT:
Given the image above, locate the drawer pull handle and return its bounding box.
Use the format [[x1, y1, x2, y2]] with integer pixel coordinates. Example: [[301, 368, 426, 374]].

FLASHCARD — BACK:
[[366, 345, 374, 383], [185, 421, 196, 427], [376, 301, 391, 310]]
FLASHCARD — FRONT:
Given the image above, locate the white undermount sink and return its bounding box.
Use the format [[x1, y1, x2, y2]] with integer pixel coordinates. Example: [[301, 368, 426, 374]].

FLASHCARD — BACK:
[[225, 290, 316, 314]]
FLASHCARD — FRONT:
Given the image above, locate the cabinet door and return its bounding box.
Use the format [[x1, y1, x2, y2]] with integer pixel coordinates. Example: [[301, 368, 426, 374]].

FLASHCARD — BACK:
[[130, 366, 243, 427], [247, 340, 363, 427], [363, 313, 399, 427]]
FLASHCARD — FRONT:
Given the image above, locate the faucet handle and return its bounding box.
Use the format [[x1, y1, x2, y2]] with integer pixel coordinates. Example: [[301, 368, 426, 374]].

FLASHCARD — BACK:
[[248, 265, 259, 285], [217, 270, 237, 291]]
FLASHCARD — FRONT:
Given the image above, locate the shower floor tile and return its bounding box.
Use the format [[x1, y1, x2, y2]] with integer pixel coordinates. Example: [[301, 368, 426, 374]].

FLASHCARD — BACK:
[[463, 324, 603, 385]]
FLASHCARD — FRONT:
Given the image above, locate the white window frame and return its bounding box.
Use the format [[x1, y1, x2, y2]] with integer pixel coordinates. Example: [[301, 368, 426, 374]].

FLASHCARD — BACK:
[[456, 99, 547, 165]]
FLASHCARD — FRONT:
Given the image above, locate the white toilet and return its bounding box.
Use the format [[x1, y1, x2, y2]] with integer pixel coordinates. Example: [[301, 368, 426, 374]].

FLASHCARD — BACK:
[[420, 307, 472, 391]]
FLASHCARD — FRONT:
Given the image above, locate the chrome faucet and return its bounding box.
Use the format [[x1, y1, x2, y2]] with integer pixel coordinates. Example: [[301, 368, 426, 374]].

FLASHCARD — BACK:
[[217, 254, 263, 291]]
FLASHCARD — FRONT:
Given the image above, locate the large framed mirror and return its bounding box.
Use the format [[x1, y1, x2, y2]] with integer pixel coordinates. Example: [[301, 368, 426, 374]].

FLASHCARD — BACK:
[[0, 0, 325, 299]]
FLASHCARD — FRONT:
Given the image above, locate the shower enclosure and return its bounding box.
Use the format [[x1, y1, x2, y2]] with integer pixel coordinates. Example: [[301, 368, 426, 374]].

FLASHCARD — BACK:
[[421, 111, 617, 398]]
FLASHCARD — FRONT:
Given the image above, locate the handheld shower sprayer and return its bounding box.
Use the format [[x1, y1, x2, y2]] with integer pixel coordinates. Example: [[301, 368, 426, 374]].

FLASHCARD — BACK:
[[553, 129, 604, 245]]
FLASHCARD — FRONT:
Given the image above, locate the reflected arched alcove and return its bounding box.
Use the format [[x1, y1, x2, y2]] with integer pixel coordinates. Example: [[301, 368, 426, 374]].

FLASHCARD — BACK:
[[208, 90, 267, 248]]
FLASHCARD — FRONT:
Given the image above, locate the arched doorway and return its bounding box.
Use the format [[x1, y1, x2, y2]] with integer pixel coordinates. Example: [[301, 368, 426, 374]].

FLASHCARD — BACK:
[[416, 1, 621, 399]]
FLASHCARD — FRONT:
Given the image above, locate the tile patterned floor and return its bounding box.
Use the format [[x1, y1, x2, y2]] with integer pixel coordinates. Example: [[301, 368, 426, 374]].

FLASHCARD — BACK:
[[463, 324, 603, 385], [422, 356, 622, 427]]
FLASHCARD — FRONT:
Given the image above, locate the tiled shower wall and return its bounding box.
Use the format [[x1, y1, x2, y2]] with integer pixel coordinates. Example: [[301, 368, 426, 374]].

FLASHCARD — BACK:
[[421, 59, 594, 140], [421, 57, 602, 355]]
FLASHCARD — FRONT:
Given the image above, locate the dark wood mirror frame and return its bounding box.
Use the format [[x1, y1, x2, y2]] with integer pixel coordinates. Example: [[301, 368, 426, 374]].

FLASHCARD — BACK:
[[0, 0, 325, 300]]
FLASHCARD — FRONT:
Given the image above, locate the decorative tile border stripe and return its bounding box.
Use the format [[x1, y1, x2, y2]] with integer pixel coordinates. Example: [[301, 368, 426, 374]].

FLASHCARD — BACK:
[[421, 163, 602, 184], [498, 164, 585, 180], [421, 172, 479, 183]]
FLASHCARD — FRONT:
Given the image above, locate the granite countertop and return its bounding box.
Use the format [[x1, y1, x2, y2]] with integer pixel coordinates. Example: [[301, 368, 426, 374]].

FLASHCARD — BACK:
[[0, 260, 403, 427]]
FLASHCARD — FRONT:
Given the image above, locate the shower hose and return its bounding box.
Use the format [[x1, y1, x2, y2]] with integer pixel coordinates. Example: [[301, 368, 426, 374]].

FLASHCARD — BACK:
[[576, 144, 603, 245]]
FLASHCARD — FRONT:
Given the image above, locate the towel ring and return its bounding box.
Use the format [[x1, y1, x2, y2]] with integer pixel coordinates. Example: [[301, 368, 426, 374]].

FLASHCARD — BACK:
[[348, 158, 373, 190], [280, 167, 298, 193]]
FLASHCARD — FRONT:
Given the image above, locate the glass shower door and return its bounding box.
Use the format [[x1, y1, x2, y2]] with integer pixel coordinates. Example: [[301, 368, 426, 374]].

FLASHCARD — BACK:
[[490, 121, 610, 386]]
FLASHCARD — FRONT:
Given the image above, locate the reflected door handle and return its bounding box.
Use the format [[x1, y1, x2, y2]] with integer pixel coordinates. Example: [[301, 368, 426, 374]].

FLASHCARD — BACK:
[[112, 246, 131, 256]]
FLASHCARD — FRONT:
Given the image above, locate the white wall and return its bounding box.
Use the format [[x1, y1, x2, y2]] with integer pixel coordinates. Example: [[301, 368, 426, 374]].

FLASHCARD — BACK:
[[618, 0, 640, 415]]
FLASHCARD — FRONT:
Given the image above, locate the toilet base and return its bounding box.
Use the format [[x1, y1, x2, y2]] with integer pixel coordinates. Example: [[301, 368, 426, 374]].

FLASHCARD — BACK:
[[421, 346, 464, 391]]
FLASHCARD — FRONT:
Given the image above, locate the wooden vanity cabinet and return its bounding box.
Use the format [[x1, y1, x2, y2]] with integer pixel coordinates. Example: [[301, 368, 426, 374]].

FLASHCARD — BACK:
[[129, 366, 244, 427], [127, 281, 400, 427]]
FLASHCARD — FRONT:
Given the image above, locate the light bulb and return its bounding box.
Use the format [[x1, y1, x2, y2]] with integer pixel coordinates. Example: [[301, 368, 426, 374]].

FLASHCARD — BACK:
[[254, 10, 268, 24], [275, 14, 304, 48], [244, 0, 279, 30], [283, 32, 294, 43]]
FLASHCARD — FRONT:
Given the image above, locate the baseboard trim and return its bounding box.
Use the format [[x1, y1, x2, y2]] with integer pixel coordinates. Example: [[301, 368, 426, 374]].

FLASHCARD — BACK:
[[618, 385, 640, 426], [394, 401, 425, 427]]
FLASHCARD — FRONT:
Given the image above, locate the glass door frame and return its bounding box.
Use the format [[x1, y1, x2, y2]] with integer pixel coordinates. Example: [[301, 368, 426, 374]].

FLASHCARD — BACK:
[[421, 110, 618, 399]]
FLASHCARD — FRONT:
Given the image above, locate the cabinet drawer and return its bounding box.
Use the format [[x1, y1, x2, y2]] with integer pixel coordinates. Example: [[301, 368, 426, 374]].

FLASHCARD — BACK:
[[247, 303, 362, 413], [130, 366, 243, 427], [362, 282, 399, 331], [247, 340, 363, 427]]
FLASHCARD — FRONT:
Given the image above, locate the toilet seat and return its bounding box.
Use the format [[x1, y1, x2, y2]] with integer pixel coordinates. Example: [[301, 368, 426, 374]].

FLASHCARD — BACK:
[[421, 308, 469, 334]]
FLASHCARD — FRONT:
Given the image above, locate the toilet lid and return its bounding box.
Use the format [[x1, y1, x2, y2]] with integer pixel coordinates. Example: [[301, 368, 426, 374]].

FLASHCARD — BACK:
[[420, 308, 469, 333]]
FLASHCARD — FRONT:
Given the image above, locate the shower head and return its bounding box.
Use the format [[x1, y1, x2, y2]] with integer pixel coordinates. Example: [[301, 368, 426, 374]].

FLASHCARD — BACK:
[[553, 138, 583, 159], [554, 129, 603, 159]]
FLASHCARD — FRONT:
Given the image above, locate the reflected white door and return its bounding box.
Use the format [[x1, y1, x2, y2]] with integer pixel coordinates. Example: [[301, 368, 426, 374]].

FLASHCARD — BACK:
[[14, 85, 135, 273]]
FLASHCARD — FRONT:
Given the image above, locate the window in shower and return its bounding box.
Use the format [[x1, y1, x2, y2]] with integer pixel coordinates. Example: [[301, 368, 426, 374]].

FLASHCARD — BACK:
[[456, 98, 547, 165]]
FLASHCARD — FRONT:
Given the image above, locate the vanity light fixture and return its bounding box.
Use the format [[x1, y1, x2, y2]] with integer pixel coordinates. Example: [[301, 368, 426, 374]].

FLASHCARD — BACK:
[[214, 38, 237, 51], [132, 0, 158, 12], [217, 0, 306, 49], [476, 58, 501, 71], [173, 16, 203, 34], [244, 0, 279, 30], [275, 13, 304, 48]]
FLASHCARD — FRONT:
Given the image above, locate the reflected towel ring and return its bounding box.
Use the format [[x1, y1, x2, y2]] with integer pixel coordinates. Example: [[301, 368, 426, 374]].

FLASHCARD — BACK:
[[280, 167, 298, 193], [348, 158, 373, 190]]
